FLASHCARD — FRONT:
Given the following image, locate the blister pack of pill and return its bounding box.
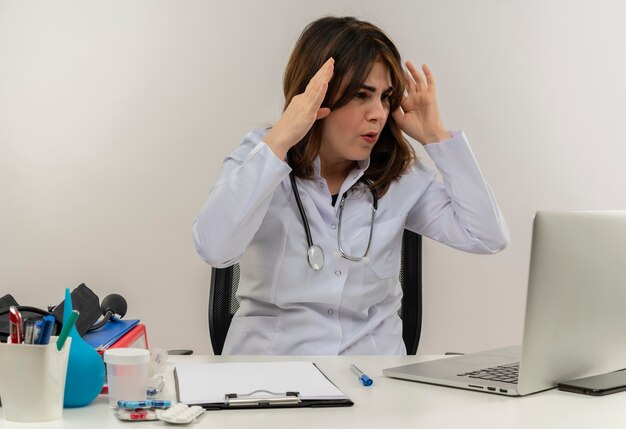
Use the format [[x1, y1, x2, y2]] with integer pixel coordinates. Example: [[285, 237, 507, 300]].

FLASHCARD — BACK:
[[157, 403, 204, 424]]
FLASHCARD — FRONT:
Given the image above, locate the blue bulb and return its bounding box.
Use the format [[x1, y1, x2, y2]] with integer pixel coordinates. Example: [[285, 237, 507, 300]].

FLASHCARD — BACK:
[[62, 288, 105, 408]]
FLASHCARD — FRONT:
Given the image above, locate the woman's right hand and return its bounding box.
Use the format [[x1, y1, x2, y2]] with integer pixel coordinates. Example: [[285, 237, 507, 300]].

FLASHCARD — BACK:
[[264, 58, 334, 160]]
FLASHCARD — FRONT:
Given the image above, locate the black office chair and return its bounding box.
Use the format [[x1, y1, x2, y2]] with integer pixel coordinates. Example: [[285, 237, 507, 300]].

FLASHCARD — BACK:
[[208, 230, 423, 355]]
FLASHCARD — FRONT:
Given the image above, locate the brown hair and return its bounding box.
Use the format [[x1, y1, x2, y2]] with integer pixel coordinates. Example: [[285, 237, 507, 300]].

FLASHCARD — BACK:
[[284, 16, 415, 196]]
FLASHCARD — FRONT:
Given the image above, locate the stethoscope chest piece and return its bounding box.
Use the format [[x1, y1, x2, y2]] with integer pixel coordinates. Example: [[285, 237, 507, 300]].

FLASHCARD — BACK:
[[307, 245, 324, 271]]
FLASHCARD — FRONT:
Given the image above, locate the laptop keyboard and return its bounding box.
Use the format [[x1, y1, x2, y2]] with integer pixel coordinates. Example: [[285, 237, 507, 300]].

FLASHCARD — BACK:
[[458, 362, 520, 384]]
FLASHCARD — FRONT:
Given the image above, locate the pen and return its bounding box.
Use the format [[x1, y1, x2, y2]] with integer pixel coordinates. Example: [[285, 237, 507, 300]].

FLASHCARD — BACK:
[[23, 318, 35, 344], [37, 314, 56, 345], [57, 310, 79, 351], [32, 319, 44, 344], [31, 319, 43, 344], [351, 364, 373, 386], [9, 306, 23, 344]]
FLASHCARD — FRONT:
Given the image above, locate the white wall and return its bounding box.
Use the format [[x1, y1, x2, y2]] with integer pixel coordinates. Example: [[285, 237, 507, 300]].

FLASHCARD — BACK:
[[1, 0, 625, 355]]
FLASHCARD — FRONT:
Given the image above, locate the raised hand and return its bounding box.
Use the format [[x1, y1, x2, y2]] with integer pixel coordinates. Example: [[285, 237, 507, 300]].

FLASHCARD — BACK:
[[392, 61, 450, 145], [264, 58, 334, 159]]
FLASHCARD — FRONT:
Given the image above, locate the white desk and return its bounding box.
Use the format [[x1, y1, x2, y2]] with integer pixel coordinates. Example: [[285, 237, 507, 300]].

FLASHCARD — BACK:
[[2, 354, 625, 428]]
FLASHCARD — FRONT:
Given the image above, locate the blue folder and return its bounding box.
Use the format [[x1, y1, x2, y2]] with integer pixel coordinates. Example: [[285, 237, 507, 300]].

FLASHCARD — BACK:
[[82, 319, 140, 349]]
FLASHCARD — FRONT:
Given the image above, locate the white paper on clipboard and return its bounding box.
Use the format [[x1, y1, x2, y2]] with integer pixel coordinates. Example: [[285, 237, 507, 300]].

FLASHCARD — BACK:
[[174, 361, 348, 405]]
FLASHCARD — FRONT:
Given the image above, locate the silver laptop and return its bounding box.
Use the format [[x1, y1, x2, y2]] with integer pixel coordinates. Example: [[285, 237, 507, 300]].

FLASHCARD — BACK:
[[384, 211, 626, 396]]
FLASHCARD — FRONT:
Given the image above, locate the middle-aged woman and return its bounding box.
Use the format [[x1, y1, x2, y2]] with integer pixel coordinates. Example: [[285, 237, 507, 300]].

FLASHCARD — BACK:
[[193, 16, 509, 355]]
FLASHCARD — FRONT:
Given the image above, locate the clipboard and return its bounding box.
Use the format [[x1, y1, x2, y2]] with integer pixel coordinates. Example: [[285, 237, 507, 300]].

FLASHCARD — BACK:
[[174, 361, 353, 410]]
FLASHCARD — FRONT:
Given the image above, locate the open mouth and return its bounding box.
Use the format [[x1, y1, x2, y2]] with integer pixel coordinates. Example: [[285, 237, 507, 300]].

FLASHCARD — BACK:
[[361, 132, 378, 144]]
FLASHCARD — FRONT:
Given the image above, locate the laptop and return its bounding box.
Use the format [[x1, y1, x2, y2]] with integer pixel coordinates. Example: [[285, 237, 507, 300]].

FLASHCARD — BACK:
[[383, 210, 626, 396]]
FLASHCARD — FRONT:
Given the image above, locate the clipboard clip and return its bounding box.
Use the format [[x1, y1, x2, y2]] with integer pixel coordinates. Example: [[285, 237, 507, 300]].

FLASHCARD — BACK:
[[225, 390, 301, 407]]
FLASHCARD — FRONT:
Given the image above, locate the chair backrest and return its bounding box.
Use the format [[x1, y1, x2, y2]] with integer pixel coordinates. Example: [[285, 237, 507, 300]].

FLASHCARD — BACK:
[[208, 229, 422, 355]]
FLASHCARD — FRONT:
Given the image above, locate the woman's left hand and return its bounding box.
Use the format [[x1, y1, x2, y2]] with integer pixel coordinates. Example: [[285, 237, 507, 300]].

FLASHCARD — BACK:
[[392, 61, 451, 145]]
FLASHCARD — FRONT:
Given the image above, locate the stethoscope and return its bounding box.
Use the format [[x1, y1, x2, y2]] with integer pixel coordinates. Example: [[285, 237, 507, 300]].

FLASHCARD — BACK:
[[289, 172, 378, 271]]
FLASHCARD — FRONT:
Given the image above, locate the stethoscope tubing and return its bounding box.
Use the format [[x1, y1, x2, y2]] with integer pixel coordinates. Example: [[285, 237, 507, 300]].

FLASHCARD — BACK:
[[289, 171, 378, 270], [289, 172, 315, 249]]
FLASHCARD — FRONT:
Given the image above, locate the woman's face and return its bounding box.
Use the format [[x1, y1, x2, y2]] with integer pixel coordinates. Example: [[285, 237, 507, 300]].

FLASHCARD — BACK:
[[319, 61, 393, 169]]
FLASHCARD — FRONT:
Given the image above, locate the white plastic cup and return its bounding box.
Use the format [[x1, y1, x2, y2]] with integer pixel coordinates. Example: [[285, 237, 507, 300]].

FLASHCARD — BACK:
[[0, 336, 72, 422], [103, 348, 150, 407]]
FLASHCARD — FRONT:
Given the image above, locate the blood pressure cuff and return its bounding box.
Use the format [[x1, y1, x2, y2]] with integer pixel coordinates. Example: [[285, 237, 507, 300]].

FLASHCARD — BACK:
[[0, 284, 102, 342], [51, 283, 101, 336]]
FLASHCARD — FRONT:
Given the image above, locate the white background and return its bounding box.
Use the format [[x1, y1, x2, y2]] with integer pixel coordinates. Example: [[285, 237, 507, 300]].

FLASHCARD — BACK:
[[1, 0, 625, 355]]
